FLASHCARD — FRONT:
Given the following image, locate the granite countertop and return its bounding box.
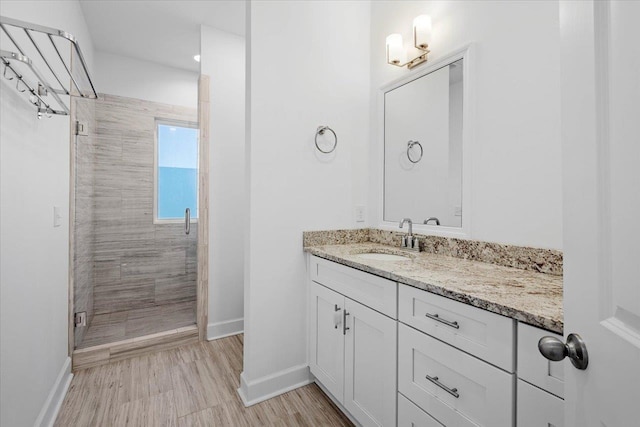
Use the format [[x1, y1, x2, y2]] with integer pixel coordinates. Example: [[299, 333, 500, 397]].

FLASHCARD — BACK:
[[304, 242, 563, 334]]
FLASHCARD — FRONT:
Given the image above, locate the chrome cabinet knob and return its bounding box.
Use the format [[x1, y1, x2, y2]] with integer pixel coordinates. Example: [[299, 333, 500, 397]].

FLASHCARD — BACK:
[[538, 333, 589, 370]]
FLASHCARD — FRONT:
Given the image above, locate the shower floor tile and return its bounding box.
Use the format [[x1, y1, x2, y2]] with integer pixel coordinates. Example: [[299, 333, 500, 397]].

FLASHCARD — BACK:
[[78, 301, 196, 349]]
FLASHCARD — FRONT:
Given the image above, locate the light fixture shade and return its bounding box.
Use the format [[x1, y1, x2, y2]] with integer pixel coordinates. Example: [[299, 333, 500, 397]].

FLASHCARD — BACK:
[[413, 15, 432, 49], [386, 34, 404, 64], [193, 54, 201, 62]]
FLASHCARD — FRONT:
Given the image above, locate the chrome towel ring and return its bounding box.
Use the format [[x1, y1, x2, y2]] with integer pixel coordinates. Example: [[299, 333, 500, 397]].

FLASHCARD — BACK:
[[315, 125, 337, 154], [407, 140, 423, 163]]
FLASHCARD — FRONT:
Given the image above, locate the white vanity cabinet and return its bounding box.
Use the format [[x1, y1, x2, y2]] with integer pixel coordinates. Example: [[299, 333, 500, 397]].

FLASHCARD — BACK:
[[308, 256, 398, 427], [516, 323, 565, 427], [307, 254, 564, 427]]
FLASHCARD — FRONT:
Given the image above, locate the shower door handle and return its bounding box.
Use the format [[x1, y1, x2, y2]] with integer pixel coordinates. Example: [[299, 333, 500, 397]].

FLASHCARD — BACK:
[[185, 208, 191, 235]]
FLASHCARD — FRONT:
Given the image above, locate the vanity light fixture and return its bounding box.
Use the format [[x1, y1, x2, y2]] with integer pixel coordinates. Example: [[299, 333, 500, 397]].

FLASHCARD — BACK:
[[386, 14, 432, 69]]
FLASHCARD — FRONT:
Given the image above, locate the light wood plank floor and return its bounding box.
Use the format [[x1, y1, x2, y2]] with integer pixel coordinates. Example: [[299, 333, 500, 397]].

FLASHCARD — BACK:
[[78, 302, 196, 349], [56, 335, 353, 426]]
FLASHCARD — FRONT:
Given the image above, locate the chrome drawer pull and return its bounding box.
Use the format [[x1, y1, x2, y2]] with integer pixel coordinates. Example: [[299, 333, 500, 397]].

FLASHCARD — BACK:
[[425, 312, 459, 329], [343, 310, 350, 335], [426, 375, 460, 398], [334, 305, 341, 329]]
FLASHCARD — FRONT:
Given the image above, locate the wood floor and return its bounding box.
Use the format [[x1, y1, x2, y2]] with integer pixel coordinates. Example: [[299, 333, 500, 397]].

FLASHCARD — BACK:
[[78, 302, 196, 349], [56, 335, 353, 426]]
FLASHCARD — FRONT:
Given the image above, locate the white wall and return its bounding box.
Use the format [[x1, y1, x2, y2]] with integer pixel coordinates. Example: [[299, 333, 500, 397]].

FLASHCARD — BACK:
[[241, 0, 370, 404], [0, 2, 94, 426], [370, 0, 563, 249], [200, 25, 246, 340], [94, 51, 198, 108]]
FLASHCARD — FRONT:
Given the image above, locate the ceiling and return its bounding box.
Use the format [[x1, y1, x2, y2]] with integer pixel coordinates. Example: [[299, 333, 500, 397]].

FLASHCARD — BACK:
[[79, 0, 245, 72]]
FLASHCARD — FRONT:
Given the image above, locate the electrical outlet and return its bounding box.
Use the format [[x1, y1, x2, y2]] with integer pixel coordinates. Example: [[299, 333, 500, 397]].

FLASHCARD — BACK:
[[355, 205, 366, 223]]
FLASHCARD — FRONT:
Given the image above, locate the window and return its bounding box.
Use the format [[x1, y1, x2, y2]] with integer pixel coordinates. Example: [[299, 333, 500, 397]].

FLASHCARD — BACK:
[[154, 120, 199, 222]]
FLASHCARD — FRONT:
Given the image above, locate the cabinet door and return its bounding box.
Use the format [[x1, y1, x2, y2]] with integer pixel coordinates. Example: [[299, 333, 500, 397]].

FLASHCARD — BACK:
[[309, 282, 345, 402], [517, 379, 564, 427], [344, 298, 397, 427]]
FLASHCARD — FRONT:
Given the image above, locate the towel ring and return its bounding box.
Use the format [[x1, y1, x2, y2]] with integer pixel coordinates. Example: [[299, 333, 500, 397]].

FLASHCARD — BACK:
[[407, 140, 423, 163], [315, 125, 337, 154]]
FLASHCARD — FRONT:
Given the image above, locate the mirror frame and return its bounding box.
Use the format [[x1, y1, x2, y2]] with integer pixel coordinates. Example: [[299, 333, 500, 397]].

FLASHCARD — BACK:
[[377, 43, 474, 239]]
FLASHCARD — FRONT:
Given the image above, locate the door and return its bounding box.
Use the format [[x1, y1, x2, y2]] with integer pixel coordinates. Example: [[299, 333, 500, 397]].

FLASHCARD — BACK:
[[344, 298, 397, 427], [309, 281, 345, 402], [559, 1, 640, 425]]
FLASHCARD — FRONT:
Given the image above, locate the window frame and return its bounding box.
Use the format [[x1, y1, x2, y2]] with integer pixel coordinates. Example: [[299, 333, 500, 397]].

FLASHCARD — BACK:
[[153, 118, 200, 225]]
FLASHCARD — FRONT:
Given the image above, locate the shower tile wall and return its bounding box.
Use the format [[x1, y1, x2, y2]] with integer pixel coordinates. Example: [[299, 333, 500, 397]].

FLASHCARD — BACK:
[[75, 94, 198, 331]]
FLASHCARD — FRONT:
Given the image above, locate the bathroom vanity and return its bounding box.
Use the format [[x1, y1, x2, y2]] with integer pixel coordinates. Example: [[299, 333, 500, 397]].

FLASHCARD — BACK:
[[304, 235, 564, 427]]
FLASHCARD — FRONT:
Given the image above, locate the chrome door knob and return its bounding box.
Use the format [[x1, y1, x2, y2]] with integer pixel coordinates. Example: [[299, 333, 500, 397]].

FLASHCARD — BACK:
[[538, 333, 589, 370]]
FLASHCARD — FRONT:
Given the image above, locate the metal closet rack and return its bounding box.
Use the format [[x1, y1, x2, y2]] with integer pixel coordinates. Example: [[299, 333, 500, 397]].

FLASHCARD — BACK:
[[0, 15, 97, 118]]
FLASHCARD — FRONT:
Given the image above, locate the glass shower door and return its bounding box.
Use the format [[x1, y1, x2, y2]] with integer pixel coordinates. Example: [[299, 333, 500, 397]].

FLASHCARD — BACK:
[[72, 96, 199, 350]]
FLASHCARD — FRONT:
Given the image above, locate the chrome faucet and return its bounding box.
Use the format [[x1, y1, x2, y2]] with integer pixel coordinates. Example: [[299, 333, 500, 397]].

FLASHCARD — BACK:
[[424, 217, 440, 226], [399, 218, 413, 236], [399, 218, 420, 252]]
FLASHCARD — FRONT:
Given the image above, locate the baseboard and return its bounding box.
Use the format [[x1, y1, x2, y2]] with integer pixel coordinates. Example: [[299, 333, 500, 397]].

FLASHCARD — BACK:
[[237, 364, 312, 407], [207, 317, 244, 340], [34, 357, 73, 427]]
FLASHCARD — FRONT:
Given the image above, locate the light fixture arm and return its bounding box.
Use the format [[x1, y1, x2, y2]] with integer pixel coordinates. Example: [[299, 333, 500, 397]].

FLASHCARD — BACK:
[[386, 14, 432, 70], [386, 45, 430, 70]]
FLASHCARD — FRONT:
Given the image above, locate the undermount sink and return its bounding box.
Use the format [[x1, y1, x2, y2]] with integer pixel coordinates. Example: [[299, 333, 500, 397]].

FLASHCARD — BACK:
[[355, 252, 412, 262]]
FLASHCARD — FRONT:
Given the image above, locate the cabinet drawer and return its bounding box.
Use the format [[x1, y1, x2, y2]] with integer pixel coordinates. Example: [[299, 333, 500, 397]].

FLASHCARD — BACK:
[[399, 284, 515, 371], [517, 379, 564, 427], [398, 393, 443, 427], [310, 255, 397, 319], [398, 324, 514, 427], [517, 323, 564, 398]]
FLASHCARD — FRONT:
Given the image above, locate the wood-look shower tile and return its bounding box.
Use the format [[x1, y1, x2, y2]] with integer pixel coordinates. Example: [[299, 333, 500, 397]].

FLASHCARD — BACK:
[[121, 192, 153, 208], [93, 239, 153, 258], [120, 254, 159, 279], [88, 312, 127, 329], [93, 259, 122, 285], [154, 276, 197, 305], [93, 194, 122, 212], [156, 248, 187, 277], [94, 135, 123, 157], [122, 139, 153, 167], [80, 320, 127, 348], [121, 212, 154, 227], [125, 303, 195, 337], [121, 163, 153, 186], [94, 278, 155, 314]]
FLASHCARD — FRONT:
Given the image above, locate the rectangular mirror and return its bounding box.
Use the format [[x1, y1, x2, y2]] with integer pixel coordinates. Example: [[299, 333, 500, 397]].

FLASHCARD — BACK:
[[384, 59, 464, 228]]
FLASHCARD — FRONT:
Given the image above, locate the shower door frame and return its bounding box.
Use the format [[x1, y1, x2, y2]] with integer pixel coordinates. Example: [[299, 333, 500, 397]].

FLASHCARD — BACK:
[[67, 75, 211, 360]]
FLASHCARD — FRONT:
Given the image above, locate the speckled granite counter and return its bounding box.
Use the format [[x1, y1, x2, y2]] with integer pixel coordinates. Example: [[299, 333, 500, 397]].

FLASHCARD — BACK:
[[304, 242, 563, 334]]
